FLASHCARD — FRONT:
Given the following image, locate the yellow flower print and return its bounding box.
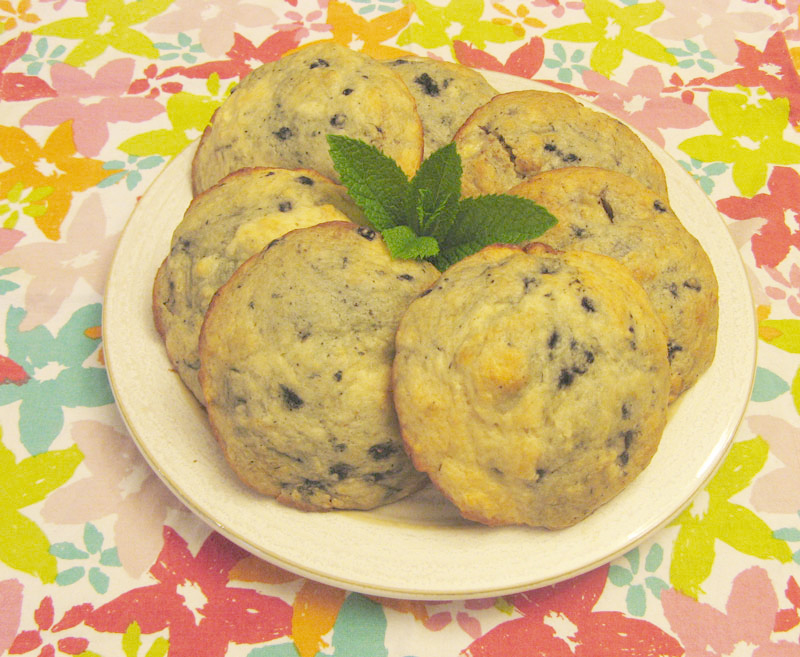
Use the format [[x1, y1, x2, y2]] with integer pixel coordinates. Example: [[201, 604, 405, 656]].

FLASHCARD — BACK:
[[323, 0, 415, 60], [0, 0, 39, 31], [680, 87, 800, 197], [33, 0, 174, 67], [669, 437, 793, 599], [397, 0, 521, 54], [543, 0, 676, 77], [492, 3, 546, 36], [0, 123, 116, 240]]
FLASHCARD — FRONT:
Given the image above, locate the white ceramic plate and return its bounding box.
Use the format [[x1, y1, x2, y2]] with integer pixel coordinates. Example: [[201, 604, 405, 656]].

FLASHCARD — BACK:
[[103, 71, 756, 600]]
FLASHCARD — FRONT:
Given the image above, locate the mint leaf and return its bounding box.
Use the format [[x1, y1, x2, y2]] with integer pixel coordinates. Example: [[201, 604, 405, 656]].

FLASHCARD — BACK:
[[410, 142, 461, 236], [327, 134, 413, 231], [327, 135, 557, 269], [381, 225, 440, 260], [434, 194, 557, 270]]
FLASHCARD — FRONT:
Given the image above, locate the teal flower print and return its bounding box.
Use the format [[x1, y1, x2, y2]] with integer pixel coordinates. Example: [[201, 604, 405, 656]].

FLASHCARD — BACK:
[[350, 0, 403, 14], [668, 39, 716, 73], [0, 304, 113, 455], [51, 522, 121, 594], [99, 155, 165, 191], [678, 158, 729, 195], [608, 544, 669, 616], [543, 42, 589, 84], [155, 32, 204, 63], [773, 512, 800, 565], [19, 38, 68, 76]]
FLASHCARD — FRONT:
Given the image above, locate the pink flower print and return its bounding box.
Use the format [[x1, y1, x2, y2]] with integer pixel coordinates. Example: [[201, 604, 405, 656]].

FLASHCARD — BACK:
[[276, 6, 330, 39], [0, 32, 56, 101], [717, 165, 800, 269], [40, 419, 180, 578], [146, 0, 276, 57], [747, 416, 800, 513], [662, 566, 800, 657], [530, 0, 584, 18], [20, 59, 163, 157], [9, 596, 93, 656], [703, 32, 800, 128], [0, 579, 24, 655], [463, 565, 683, 656], [762, 262, 800, 316], [0, 193, 119, 331], [652, 0, 773, 64], [581, 65, 707, 147], [85, 527, 292, 657]]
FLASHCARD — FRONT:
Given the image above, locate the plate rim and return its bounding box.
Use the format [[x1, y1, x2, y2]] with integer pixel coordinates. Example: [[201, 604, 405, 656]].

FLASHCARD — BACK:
[[103, 69, 757, 600]]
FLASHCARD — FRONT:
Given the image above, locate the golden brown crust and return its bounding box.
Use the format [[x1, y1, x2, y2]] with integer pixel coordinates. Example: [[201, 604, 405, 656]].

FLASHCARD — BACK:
[[453, 90, 668, 198], [393, 243, 670, 529]]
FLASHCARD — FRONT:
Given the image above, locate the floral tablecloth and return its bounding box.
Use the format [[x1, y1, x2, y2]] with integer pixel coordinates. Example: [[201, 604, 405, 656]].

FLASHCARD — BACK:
[[2, 0, 800, 655]]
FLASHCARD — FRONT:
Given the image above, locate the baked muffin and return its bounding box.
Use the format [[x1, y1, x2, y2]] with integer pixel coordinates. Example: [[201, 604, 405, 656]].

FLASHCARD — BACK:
[[385, 55, 496, 156], [199, 221, 440, 510], [393, 243, 670, 529], [510, 167, 718, 400], [191, 42, 424, 195], [452, 90, 668, 198], [153, 167, 365, 402]]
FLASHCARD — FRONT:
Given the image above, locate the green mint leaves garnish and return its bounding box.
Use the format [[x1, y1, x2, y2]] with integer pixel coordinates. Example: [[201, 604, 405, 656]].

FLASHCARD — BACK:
[[327, 135, 557, 270]]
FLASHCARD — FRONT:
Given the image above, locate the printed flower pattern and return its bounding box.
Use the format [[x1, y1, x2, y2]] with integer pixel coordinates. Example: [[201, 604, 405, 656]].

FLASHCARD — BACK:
[[543, 0, 677, 77], [40, 419, 180, 578], [680, 87, 800, 197], [0, 303, 113, 455], [20, 59, 163, 156], [85, 527, 293, 657], [717, 165, 800, 268], [0, 123, 115, 240], [463, 565, 683, 656], [0, 32, 56, 101], [146, 0, 276, 58], [662, 567, 800, 656], [581, 64, 707, 146], [669, 437, 793, 599], [2, 1, 800, 655]]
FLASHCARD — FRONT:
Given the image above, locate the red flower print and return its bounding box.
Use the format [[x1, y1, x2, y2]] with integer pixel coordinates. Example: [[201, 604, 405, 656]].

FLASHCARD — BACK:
[[462, 565, 683, 656], [167, 30, 303, 81], [0, 32, 56, 101], [85, 527, 292, 657], [9, 596, 92, 656], [0, 354, 29, 385], [775, 576, 800, 632], [717, 165, 800, 268], [704, 32, 800, 127], [662, 566, 800, 657], [454, 37, 544, 80], [127, 63, 184, 99]]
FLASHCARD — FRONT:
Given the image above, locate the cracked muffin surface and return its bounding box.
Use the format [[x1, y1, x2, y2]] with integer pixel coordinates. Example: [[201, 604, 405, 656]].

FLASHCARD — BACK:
[[392, 242, 670, 529], [511, 167, 718, 401], [191, 42, 424, 195], [153, 167, 365, 403], [452, 90, 668, 198], [199, 221, 440, 511]]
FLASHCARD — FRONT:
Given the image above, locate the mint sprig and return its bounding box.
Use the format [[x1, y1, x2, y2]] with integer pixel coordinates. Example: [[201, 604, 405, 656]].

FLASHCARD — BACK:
[[327, 134, 557, 270]]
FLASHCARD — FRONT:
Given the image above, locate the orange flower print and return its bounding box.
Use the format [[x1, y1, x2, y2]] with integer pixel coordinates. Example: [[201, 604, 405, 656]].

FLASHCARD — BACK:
[[0, 122, 116, 240], [321, 0, 414, 60]]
